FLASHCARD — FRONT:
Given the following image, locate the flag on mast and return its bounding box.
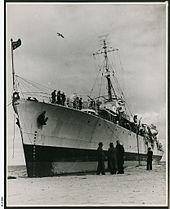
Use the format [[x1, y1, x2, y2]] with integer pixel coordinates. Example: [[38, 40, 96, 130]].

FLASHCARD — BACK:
[[11, 38, 21, 50]]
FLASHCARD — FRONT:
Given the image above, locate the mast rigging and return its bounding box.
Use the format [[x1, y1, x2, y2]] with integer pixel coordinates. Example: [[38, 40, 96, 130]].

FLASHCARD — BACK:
[[93, 39, 119, 101]]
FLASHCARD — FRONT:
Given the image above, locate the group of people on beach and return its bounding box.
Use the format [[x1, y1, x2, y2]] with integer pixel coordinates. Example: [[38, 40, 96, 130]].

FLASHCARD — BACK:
[[96, 140, 153, 175], [97, 140, 125, 175]]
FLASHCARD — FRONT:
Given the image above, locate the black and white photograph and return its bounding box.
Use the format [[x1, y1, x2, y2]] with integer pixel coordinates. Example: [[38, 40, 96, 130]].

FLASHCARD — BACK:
[[6, 2, 168, 207]]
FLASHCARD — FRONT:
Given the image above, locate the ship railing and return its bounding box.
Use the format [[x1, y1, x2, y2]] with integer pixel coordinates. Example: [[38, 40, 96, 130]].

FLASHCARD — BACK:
[[18, 91, 97, 109], [18, 91, 52, 103]]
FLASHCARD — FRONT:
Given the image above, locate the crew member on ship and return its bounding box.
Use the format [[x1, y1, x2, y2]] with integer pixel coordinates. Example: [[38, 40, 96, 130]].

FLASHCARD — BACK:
[[73, 97, 76, 108], [57, 90, 61, 104], [96, 99, 100, 112], [61, 92, 66, 106], [108, 142, 117, 174], [97, 142, 105, 175], [116, 140, 125, 174], [51, 90, 56, 103], [79, 97, 83, 110], [76, 97, 80, 109], [147, 147, 153, 170]]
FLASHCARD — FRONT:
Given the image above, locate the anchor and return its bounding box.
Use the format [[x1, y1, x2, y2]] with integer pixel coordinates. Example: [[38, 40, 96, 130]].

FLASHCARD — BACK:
[[37, 111, 48, 128]]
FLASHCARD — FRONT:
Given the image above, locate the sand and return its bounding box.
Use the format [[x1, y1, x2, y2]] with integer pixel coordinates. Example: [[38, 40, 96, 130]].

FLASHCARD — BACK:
[[7, 163, 167, 207]]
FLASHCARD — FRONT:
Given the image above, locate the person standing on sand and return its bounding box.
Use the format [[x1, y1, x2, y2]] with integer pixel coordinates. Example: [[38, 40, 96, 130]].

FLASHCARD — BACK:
[[147, 147, 153, 170], [97, 142, 105, 175], [116, 140, 125, 174], [108, 142, 117, 174]]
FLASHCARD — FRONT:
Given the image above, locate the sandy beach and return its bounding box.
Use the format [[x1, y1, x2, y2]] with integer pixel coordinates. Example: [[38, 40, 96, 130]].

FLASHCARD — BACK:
[[7, 163, 167, 207]]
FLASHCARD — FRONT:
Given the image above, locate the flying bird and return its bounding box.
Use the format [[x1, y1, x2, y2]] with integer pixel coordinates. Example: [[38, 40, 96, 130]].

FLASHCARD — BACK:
[[57, 32, 64, 38]]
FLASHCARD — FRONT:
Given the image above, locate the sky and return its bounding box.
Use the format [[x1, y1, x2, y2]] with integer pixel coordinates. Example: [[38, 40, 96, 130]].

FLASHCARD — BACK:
[[6, 3, 167, 165]]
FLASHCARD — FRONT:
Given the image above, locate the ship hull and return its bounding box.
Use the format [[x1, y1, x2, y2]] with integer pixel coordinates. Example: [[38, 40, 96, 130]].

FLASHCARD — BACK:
[[14, 99, 163, 177], [23, 144, 162, 177]]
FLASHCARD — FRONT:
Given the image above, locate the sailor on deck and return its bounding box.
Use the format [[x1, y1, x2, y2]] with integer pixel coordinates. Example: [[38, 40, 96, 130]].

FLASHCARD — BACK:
[[61, 92, 66, 106], [51, 90, 56, 103], [79, 98, 83, 110], [57, 90, 61, 104]]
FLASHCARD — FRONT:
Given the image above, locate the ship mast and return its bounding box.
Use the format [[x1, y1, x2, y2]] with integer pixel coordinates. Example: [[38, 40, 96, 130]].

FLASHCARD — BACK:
[[103, 40, 113, 101], [93, 39, 118, 101]]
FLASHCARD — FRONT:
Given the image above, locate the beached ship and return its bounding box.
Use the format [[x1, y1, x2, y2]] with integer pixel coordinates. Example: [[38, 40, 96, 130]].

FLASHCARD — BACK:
[[10, 38, 163, 177]]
